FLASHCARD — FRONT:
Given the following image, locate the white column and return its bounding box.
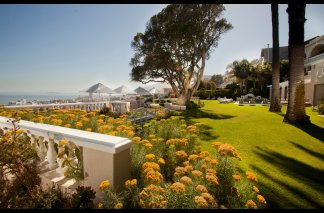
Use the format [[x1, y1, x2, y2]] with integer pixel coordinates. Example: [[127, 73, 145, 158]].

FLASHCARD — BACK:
[[56, 141, 67, 175], [37, 136, 47, 165], [47, 134, 58, 170]]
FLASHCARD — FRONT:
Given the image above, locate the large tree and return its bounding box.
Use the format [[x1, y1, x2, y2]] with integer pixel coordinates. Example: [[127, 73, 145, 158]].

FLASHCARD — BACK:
[[130, 4, 232, 105], [284, 3, 310, 124], [269, 4, 281, 112]]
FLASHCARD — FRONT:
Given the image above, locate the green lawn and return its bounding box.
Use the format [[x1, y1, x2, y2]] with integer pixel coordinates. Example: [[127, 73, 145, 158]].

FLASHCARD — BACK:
[[181, 100, 324, 209]]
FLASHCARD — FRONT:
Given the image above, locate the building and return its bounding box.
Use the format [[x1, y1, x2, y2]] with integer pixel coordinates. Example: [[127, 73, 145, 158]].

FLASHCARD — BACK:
[[260, 46, 288, 63], [267, 35, 324, 106], [304, 35, 324, 106]]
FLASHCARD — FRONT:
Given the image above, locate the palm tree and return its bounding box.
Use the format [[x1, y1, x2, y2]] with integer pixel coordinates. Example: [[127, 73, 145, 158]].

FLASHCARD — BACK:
[[232, 59, 251, 94], [269, 4, 281, 112], [284, 3, 310, 124]]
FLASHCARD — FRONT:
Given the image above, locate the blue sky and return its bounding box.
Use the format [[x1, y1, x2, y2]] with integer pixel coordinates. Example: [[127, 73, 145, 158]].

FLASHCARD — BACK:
[[0, 4, 323, 94]]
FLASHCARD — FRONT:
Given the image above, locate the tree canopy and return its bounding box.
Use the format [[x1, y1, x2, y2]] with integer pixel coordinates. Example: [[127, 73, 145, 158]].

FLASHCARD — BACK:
[[130, 4, 232, 104]]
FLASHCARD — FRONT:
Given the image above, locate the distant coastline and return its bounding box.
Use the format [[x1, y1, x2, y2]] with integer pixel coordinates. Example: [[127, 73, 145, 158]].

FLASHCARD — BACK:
[[0, 93, 82, 105]]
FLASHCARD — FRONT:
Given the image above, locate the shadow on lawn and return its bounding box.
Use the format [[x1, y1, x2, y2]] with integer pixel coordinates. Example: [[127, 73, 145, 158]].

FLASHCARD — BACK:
[[180, 108, 234, 142], [296, 123, 324, 142], [252, 147, 324, 208], [182, 108, 236, 120], [270, 111, 324, 142], [290, 141, 324, 162], [197, 124, 219, 142]]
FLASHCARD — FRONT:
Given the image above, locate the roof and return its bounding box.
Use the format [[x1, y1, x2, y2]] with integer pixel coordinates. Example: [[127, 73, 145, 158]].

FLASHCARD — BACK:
[[85, 83, 115, 94], [260, 46, 288, 63]]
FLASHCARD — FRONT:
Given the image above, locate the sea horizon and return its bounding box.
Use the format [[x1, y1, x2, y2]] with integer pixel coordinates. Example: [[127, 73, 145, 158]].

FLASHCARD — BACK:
[[0, 92, 85, 105]]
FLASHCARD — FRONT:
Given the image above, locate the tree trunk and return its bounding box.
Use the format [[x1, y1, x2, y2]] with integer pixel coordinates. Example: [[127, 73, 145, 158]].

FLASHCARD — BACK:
[[177, 91, 192, 105], [270, 4, 281, 112], [284, 3, 310, 124]]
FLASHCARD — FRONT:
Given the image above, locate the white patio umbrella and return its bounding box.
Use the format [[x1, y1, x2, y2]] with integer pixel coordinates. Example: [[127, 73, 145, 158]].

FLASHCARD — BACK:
[[113, 85, 137, 100], [149, 87, 160, 103], [85, 83, 115, 100], [134, 86, 151, 96]]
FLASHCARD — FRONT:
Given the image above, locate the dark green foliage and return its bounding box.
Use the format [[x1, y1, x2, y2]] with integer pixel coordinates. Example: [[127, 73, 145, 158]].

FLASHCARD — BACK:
[[211, 74, 224, 87], [31, 185, 71, 209], [186, 100, 204, 110], [99, 106, 121, 118], [130, 4, 232, 104], [71, 186, 96, 209], [317, 98, 324, 115], [0, 118, 41, 208]]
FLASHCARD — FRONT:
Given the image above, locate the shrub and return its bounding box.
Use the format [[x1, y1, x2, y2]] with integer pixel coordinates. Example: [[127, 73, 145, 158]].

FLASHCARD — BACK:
[[186, 101, 199, 110], [31, 185, 71, 209], [317, 98, 324, 115], [0, 117, 41, 208], [98, 180, 124, 209], [71, 186, 96, 209]]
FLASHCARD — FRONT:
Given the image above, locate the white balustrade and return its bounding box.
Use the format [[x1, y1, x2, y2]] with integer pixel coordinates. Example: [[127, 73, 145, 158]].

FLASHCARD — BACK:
[[4, 101, 109, 111], [0, 115, 132, 199]]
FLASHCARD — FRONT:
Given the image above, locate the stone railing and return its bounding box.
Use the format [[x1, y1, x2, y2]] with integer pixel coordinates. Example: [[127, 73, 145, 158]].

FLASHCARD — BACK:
[[4, 101, 131, 114], [4, 101, 109, 111], [0, 116, 131, 199]]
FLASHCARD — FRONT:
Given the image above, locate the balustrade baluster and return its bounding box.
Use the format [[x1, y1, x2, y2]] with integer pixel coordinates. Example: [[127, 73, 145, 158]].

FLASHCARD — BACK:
[[37, 136, 47, 165], [47, 134, 58, 169], [56, 139, 67, 175]]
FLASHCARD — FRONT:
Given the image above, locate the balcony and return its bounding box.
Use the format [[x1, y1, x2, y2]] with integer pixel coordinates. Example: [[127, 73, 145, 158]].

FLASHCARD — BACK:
[[304, 53, 324, 66], [0, 116, 132, 201]]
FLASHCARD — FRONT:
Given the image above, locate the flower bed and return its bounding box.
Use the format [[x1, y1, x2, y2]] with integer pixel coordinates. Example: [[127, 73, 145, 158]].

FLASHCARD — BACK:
[[0, 107, 266, 209]]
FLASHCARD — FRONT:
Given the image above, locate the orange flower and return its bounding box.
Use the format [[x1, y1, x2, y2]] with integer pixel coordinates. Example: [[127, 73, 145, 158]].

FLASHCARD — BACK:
[[192, 170, 203, 178], [170, 182, 186, 193], [132, 136, 141, 142], [188, 154, 199, 161], [257, 195, 267, 205], [157, 158, 166, 165], [114, 202, 123, 209], [232, 174, 241, 181], [196, 185, 208, 193], [245, 200, 257, 209], [145, 153, 155, 160], [143, 143, 153, 149], [201, 192, 216, 206], [246, 171, 258, 182], [175, 150, 188, 159], [180, 176, 193, 185], [194, 196, 208, 208], [99, 180, 110, 190], [218, 143, 241, 160], [253, 186, 260, 194]]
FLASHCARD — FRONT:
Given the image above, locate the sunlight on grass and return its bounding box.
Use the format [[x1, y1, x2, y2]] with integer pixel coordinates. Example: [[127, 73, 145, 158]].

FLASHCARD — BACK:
[[183, 100, 324, 208]]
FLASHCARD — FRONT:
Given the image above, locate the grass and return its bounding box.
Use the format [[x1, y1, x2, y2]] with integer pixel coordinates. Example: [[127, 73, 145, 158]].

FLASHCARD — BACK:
[[180, 100, 324, 209]]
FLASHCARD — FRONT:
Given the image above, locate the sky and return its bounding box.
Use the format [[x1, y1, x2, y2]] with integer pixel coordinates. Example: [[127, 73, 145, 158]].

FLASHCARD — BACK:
[[0, 4, 324, 94]]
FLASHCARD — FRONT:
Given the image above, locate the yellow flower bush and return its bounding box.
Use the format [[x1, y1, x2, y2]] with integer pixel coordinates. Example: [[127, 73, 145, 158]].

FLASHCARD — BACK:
[[232, 174, 241, 181], [145, 153, 155, 160], [170, 182, 186, 193], [246, 171, 258, 182], [99, 180, 110, 191], [245, 200, 257, 209], [157, 158, 166, 165], [196, 185, 208, 193]]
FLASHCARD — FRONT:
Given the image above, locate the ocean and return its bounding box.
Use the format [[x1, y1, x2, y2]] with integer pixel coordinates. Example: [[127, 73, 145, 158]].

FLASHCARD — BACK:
[[0, 93, 82, 105]]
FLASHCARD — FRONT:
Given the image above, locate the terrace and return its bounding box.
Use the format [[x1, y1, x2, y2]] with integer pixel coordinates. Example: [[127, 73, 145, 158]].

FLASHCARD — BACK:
[[0, 116, 132, 201]]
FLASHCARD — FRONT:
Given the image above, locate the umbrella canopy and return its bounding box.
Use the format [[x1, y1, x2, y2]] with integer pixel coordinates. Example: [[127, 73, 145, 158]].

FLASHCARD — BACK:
[[113, 85, 137, 95], [149, 87, 161, 94], [85, 83, 115, 94], [134, 86, 151, 96]]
